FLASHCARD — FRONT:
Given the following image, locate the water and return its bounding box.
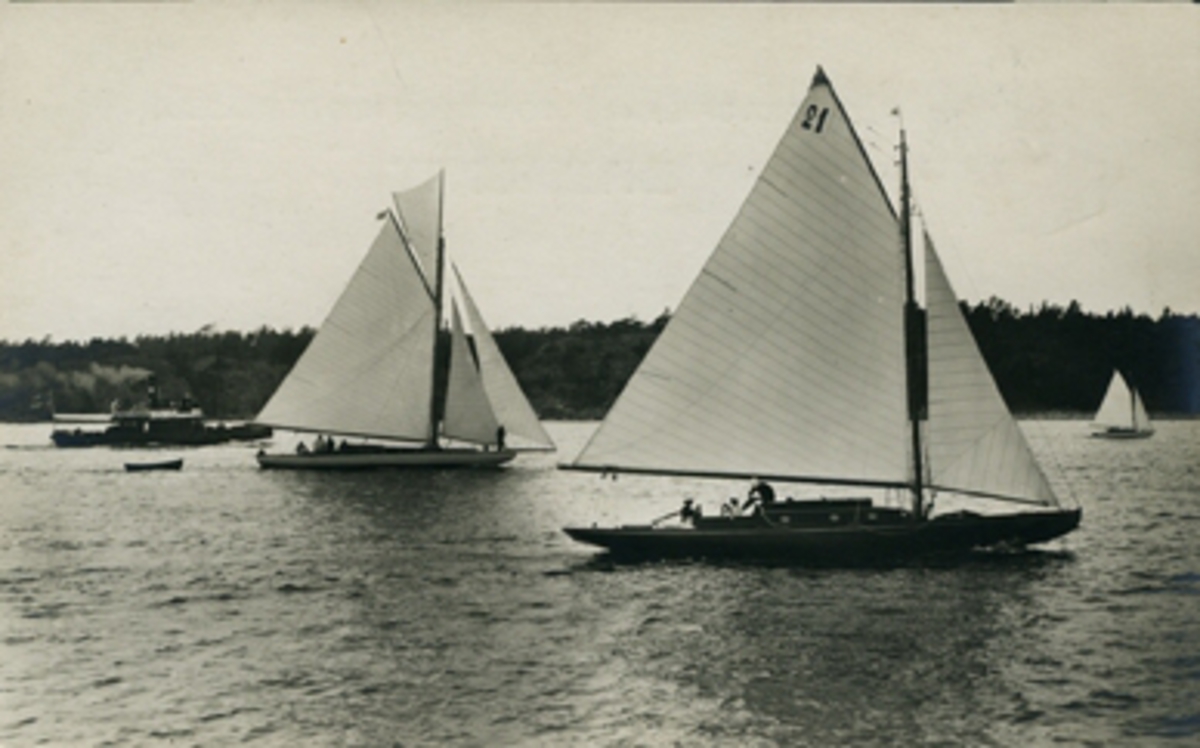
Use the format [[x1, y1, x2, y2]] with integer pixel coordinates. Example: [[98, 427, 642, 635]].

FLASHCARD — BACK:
[[1, 420, 1197, 746]]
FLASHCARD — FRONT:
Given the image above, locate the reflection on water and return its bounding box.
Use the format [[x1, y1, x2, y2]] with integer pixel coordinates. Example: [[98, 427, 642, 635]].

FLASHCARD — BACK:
[[0, 420, 1197, 745]]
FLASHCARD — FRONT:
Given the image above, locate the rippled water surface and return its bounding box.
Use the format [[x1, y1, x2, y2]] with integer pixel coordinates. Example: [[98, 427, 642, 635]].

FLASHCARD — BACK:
[[2, 420, 1197, 746]]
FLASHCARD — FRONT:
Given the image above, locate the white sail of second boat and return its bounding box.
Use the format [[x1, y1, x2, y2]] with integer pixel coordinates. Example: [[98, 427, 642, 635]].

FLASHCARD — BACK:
[[452, 265, 555, 451], [255, 172, 553, 469], [255, 216, 436, 442]]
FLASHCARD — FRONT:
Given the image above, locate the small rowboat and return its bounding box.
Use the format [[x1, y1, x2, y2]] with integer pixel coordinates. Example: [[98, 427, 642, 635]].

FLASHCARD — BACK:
[[124, 458, 184, 472]]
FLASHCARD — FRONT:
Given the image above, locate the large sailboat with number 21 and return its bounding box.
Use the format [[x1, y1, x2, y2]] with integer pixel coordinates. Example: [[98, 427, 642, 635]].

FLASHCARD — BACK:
[[560, 67, 1081, 562]]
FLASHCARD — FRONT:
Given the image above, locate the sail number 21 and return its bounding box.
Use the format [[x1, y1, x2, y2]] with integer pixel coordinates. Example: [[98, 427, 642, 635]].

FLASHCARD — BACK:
[[801, 105, 830, 134]]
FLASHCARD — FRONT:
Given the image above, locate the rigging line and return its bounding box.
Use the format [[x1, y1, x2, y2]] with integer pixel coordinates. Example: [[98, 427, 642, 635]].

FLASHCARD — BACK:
[[861, 126, 893, 163], [359, 1, 407, 94], [914, 193, 986, 309]]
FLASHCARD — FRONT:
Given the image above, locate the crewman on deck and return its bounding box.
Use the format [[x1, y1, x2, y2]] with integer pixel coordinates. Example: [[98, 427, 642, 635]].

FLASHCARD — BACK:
[[743, 478, 776, 515], [680, 498, 701, 524]]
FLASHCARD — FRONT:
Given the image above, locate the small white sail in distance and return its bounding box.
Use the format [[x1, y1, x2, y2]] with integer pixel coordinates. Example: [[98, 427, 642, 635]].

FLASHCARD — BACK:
[[1093, 370, 1153, 433]]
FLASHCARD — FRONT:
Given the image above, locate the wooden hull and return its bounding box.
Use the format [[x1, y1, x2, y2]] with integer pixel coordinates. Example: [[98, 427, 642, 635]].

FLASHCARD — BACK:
[[124, 458, 184, 472], [565, 502, 1082, 564], [256, 447, 516, 470]]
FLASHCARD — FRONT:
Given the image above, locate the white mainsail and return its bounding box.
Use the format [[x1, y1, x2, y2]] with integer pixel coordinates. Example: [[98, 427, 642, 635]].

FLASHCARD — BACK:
[[454, 265, 556, 451], [923, 232, 1059, 506], [568, 68, 910, 485], [256, 218, 436, 440], [1093, 371, 1152, 433], [442, 299, 501, 445]]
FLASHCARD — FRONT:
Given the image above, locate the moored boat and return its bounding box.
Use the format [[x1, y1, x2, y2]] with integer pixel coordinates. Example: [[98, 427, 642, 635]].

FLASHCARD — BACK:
[[123, 457, 184, 472], [51, 382, 271, 448]]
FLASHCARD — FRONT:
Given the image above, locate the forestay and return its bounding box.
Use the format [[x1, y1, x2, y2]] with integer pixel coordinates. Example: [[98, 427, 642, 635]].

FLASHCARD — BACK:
[[567, 69, 910, 485]]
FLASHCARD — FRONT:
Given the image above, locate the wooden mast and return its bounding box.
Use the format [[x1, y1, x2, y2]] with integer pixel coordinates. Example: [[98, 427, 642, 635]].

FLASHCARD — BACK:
[[898, 123, 926, 519], [427, 170, 448, 449]]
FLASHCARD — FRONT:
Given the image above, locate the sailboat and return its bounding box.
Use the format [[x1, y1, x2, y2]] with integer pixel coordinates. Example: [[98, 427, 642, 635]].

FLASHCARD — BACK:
[[1091, 370, 1154, 439], [560, 68, 1081, 562], [254, 172, 555, 469]]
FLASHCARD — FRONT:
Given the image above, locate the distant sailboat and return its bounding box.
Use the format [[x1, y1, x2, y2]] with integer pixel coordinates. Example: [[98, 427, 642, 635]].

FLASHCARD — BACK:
[[254, 172, 554, 469], [560, 67, 1080, 562], [1091, 371, 1154, 439]]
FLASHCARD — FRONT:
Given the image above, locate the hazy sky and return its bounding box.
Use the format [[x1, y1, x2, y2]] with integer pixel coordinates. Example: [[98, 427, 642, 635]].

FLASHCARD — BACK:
[[2, 3, 1197, 342]]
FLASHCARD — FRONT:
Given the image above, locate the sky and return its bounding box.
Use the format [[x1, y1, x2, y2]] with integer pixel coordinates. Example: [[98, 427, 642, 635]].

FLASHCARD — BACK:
[[1, 3, 1197, 342]]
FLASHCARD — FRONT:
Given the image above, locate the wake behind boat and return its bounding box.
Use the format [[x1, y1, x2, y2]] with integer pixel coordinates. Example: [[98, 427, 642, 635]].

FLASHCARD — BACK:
[[560, 67, 1080, 563], [254, 172, 554, 470]]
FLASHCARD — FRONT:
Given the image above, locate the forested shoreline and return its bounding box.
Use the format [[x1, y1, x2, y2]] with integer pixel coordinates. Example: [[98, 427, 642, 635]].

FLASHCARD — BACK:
[[1, 300, 1197, 422]]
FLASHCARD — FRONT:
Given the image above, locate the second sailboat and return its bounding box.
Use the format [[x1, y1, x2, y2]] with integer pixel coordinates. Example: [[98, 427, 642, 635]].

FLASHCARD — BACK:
[[255, 173, 554, 469]]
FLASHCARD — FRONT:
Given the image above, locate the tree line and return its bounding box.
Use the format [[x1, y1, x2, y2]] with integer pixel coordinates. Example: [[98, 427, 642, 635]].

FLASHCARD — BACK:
[[0, 301, 1196, 422]]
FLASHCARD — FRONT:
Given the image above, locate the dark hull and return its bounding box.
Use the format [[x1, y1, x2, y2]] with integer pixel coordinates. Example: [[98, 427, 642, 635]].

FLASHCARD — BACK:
[[52, 423, 272, 448], [124, 458, 184, 472], [565, 504, 1082, 564]]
